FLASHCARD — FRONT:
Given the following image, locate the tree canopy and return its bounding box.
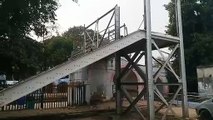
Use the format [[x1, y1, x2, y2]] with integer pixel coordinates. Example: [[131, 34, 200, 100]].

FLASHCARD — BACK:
[[44, 36, 73, 68], [0, 0, 59, 80], [43, 26, 86, 68], [63, 26, 84, 50], [0, 0, 58, 38], [165, 0, 213, 92]]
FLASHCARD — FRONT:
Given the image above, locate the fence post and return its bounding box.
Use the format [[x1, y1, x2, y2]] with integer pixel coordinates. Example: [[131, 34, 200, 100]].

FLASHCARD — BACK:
[[41, 88, 44, 109], [77, 86, 79, 105], [79, 84, 82, 104], [83, 83, 86, 104], [1, 106, 4, 111], [72, 86, 74, 106]]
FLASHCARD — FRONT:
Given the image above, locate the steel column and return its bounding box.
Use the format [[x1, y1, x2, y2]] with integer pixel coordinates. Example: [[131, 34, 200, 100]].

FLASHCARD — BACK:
[[144, 0, 154, 119], [176, 0, 189, 118], [115, 53, 121, 114], [115, 5, 121, 114]]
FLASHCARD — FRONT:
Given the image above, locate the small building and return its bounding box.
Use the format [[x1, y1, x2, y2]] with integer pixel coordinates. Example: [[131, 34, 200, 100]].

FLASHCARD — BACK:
[[197, 65, 213, 97]]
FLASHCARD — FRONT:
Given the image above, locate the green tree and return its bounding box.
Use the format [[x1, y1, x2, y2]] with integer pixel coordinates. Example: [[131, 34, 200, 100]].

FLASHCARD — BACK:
[[42, 26, 101, 69], [43, 26, 89, 68], [0, 0, 58, 79], [44, 36, 73, 68], [165, 0, 213, 92], [0, 37, 43, 80], [0, 0, 58, 38], [63, 26, 85, 51]]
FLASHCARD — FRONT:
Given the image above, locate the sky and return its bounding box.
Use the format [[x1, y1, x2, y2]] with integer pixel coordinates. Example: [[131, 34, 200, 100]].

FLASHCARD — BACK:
[[42, 0, 171, 65], [55, 0, 170, 34]]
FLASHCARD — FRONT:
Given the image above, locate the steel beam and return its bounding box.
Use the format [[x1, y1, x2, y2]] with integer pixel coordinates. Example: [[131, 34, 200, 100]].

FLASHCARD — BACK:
[[120, 82, 145, 85], [155, 83, 182, 86], [151, 32, 179, 43], [115, 53, 122, 114]]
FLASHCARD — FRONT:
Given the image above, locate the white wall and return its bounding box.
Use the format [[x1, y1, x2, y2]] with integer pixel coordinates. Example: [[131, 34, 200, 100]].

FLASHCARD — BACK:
[[88, 59, 115, 100], [197, 66, 213, 97]]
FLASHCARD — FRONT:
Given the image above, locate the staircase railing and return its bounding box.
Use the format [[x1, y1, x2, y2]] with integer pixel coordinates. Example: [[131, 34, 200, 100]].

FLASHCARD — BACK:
[[72, 5, 128, 58]]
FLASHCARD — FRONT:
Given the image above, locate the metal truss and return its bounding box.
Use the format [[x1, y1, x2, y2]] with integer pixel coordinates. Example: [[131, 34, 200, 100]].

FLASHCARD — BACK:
[[149, 0, 189, 119], [152, 40, 185, 120], [115, 38, 188, 120], [151, 0, 189, 119], [114, 0, 189, 120]]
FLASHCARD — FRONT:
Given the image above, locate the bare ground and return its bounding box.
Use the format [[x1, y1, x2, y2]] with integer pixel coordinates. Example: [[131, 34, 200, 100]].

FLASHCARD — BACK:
[[0, 101, 198, 120]]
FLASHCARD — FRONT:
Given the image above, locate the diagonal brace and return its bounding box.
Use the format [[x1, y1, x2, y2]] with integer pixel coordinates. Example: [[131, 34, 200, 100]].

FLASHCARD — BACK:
[[162, 85, 182, 120], [121, 87, 146, 120], [124, 54, 147, 81], [114, 51, 141, 83], [124, 87, 147, 114], [153, 44, 179, 82]]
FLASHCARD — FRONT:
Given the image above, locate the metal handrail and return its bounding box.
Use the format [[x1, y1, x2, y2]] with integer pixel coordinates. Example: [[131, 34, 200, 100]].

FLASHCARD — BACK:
[[85, 5, 117, 29], [72, 5, 128, 58]]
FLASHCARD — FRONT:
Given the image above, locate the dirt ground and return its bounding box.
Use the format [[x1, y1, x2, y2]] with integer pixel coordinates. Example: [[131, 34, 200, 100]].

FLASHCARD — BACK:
[[0, 101, 198, 120]]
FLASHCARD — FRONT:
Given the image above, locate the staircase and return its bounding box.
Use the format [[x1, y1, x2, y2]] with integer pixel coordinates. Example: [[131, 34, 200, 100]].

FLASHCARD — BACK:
[[0, 30, 179, 107]]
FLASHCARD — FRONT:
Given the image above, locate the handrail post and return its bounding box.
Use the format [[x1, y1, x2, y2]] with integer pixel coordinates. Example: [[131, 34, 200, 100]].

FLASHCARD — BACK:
[[96, 20, 99, 48], [83, 24, 86, 53], [115, 6, 120, 41]]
